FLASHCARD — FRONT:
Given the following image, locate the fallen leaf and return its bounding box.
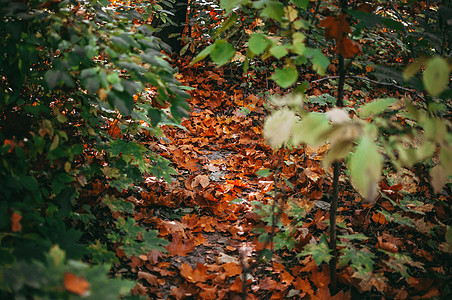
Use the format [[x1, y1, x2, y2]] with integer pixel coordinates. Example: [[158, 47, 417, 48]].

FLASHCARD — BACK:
[[222, 262, 242, 277], [138, 271, 158, 285], [64, 272, 90, 296], [180, 262, 208, 283], [192, 174, 210, 189]]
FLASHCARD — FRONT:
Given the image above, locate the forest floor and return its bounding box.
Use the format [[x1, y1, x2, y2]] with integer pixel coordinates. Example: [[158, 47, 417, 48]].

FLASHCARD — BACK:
[[113, 56, 450, 300]]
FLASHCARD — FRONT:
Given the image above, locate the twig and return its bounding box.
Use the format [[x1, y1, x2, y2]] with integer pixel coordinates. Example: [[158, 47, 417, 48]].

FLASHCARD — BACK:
[[310, 75, 425, 100]]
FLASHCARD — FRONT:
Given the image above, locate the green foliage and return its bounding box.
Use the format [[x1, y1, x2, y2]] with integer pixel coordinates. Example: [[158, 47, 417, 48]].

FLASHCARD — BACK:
[[251, 200, 305, 252], [193, 0, 330, 86], [382, 251, 425, 280], [0, 0, 188, 297], [1, 245, 134, 299], [299, 235, 332, 265]]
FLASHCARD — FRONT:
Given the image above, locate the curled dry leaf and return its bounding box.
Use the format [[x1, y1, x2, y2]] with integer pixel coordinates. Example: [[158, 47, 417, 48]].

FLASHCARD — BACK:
[[376, 236, 398, 253]]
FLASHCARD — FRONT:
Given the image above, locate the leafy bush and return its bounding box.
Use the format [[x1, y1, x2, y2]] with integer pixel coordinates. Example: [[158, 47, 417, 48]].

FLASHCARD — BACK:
[[0, 0, 188, 298]]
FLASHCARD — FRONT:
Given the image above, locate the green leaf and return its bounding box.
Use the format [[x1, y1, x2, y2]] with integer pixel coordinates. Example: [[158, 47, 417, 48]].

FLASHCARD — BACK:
[[190, 44, 214, 65], [306, 48, 329, 76], [109, 90, 134, 115], [269, 45, 288, 59], [215, 13, 238, 37], [45, 70, 63, 89], [210, 40, 235, 66], [423, 56, 450, 97], [339, 246, 375, 273], [230, 198, 246, 204], [271, 66, 298, 88], [261, 1, 285, 22], [220, 0, 249, 14], [300, 240, 332, 265], [338, 233, 369, 241], [349, 135, 382, 201], [358, 98, 397, 118], [291, 0, 309, 9], [20, 176, 39, 192], [292, 112, 331, 146], [248, 33, 270, 55], [256, 169, 271, 177], [306, 93, 336, 106], [403, 57, 428, 81]]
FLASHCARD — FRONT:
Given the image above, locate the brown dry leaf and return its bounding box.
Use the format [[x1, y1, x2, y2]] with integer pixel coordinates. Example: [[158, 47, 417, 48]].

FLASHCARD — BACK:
[[229, 277, 243, 293], [430, 164, 446, 194], [331, 289, 352, 300], [147, 249, 164, 265], [312, 285, 331, 300], [259, 277, 285, 291], [165, 232, 195, 256], [171, 283, 198, 300], [318, 14, 351, 41], [280, 270, 294, 285], [63, 272, 90, 296], [180, 262, 208, 283], [336, 37, 362, 58], [376, 236, 398, 253], [299, 256, 317, 273], [10, 211, 22, 232], [222, 262, 242, 277], [352, 271, 388, 293], [310, 268, 330, 289], [292, 277, 312, 295], [160, 220, 187, 237], [371, 212, 387, 225], [131, 282, 148, 296], [192, 174, 210, 189], [197, 283, 218, 300], [138, 271, 158, 286]]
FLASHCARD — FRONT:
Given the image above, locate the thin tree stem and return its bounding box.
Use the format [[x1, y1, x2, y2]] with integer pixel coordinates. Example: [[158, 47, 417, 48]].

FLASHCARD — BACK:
[[336, 55, 345, 108], [329, 160, 340, 292]]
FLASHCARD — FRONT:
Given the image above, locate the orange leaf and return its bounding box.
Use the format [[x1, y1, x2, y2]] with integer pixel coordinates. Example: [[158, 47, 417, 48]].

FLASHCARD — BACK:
[[318, 14, 351, 42], [64, 272, 90, 296], [376, 236, 398, 253], [336, 37, 362, 58], [310, 268, 330, 289], [293, 277, 312, 295], [179, 262, 208, 283], [192, 174, 210, 189], [371, 212, 387, 225], [280, 270, 294, 285], [10, 211, 22, 232], [229, 277, 243, 293], [165, 232, 195, 256], [222, 262, 242, 277]]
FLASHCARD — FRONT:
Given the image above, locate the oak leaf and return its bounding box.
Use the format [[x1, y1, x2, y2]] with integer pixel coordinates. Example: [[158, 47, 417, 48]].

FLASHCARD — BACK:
[[165, 232, 195, 256], [292, 277, 312, 296], [222, 262, 242, 277], [180, 262, 208, 283]]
